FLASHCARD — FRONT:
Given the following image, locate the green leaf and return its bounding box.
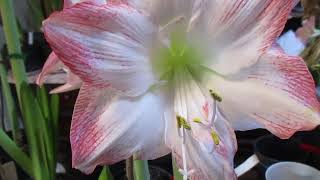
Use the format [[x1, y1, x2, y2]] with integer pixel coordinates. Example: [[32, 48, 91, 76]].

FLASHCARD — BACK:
[[26, 0, 44, 30], [0, 63, 19, 143], [133, 160, 150, 180], [36, 87, 60, 180], [36, 86, 50, 120], [0, 129, 33, 177], [98, 166, 114, 180], [50, 93, 60, 132], [172, 158, 183, 180], [0, 0, 28, 95], [20, 82, 52, 180]]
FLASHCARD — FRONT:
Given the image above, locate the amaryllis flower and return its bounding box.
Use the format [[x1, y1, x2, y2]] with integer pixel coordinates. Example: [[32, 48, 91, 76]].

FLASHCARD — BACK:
[[39, 0, 320, 179]]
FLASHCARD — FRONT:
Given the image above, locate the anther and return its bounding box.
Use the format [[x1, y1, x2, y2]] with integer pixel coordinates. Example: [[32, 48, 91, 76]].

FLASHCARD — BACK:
[[209, 89, 222, 102], [177, 115, 191, 130], [193, 118, 202, 123], [210, 130, 220, 145]]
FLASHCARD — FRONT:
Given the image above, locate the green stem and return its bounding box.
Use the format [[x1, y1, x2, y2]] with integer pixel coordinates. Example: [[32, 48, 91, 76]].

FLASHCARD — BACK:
[[0, 61, 19, 144], [172, 158, 183, 180], [20, 83, 48, 180], [133, 160, 150, 180], [98, 166, 114, 180], [36, 87, 56, 179], [0, 1, 55, 179], [0, 0, 28, 98], [0, 129, 33, 177]]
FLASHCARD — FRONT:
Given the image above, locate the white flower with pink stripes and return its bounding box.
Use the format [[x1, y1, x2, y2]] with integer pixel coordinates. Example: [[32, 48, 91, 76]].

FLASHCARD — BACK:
[[38, 0, 320, 179]]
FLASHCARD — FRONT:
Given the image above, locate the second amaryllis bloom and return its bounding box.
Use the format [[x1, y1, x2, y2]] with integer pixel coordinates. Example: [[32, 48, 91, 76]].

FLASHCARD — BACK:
[[39, 0, 320, 179]]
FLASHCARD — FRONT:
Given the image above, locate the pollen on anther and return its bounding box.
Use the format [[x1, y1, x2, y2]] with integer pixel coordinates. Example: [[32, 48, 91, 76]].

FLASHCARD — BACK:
[[210, 130, 220, 145], [176, 115, 191, 130], [209, 89, 222, 102], [193, 118, 202, 123]]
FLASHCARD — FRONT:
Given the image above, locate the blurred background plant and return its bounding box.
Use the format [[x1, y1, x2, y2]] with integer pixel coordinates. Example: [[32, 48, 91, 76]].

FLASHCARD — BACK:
[[27, 0, 63, 30], [0, 0, 61, 179], [300, 0, 320, 87]]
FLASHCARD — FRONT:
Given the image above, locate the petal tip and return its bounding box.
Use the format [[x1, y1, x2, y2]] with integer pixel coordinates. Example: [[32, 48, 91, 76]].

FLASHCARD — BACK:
[[35, 73, 44, 86]]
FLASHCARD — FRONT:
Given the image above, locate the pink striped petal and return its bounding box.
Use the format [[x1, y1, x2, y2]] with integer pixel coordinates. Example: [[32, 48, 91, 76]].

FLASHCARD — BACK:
[[64, 0, 80, 8], [36, 52, 63, 86], [204, 48, 320, 139], [195, 0, 295, 75], [165, 104, 237, 180], [71, 84, 169, 173], [113, 0, 200, 29], [43, 2, 157, 96], [36, 52, 82, 93], [63, 0, 105, 8], [49, 71, 82, 93]]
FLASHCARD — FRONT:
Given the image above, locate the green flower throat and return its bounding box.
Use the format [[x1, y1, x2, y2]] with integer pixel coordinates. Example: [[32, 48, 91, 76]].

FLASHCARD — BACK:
[[152, 33, 204, 82]]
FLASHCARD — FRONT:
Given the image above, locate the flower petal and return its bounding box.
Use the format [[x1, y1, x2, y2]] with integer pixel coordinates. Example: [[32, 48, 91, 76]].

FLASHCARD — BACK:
[[63, 0, 105, 8], [43, 2, 157, 96], [114, 0, 200, 29], [203, 48, 320, 139], [36, 52, 82, 93], [36, 52, 62, 86], [49, 71, 82, 93], [64, 0, 79, 8], [71, 84, 169, 173], [195, 0, 295, 75], [172, 68, 216, 151], [165, 102, 237, 180]]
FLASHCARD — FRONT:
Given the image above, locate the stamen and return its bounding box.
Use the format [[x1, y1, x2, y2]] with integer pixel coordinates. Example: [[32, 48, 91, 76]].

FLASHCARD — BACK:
[[179, 168, 196, 178], [209, 89, 222, 102], [210, 130, 220, 145], [177, 115, 191, 130], [193, 118, 202, 123], [159, 16, 186, 33], [180, 134, 188, 180], [176, 115, 192, 180]]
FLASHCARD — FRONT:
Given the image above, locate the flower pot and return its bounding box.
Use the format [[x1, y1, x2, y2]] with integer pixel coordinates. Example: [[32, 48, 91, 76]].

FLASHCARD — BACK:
[[295, 129, 320, 170], [254, 135, 310, 177], [265, 162, 320, 180], [0, 145, 31, 180]]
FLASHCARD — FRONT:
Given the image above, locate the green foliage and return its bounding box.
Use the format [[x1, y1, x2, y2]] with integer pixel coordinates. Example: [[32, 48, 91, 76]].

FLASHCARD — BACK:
[[27, 0, 63, 30], [133, 160, 150, 180], [0, 129, 33, 177], [20, 83, 59, 180], [0, 61, 19, 143], [98, 166, 114, 180], [172, 159, 183, 180]]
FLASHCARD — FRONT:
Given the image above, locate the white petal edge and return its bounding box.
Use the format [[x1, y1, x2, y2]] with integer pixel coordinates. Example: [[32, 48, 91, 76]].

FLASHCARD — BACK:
[[71, 84, 169, 173], [203, 48, 320, 139]]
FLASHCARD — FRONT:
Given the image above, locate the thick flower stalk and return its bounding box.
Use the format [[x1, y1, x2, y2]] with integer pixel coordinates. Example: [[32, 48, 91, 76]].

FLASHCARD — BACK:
[[38, 0, 320, 179]]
